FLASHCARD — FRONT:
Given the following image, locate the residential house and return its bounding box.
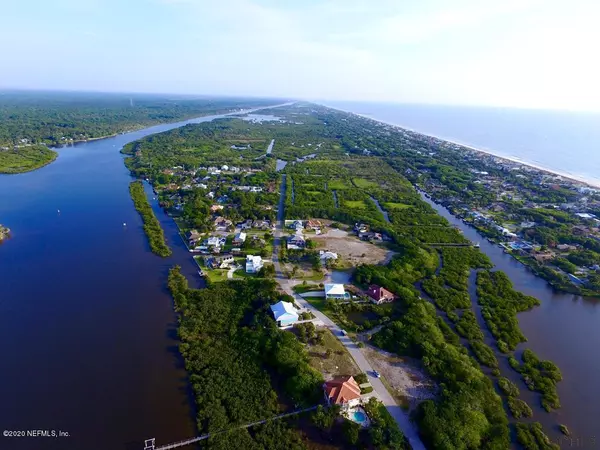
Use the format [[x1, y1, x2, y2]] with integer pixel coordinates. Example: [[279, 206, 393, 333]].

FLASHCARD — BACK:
[[270, 301, 299, 327], [287, 220, 304, 231], [359, 231, 382, 241], [210, 204, 224, 213], [186, 229, 202, 246], [233, 232, 247, 245], [305, 219, 322, 231], [323, 376, 362, 410], [287, 234, 306, 250], [213, 217, 233, 232], [557, 244, 577, 251], [572, 225, 590, 236], [319, 250, 338, 262], [205, 236, 227, 248], [239, 219, 254, 230], [246, 255, 263, 273], [325, 283, 348, 300], [206, 254, 235, 269], [520, 221, 536, 229], [532, 252, 556, 263], [252, 219, 271, 230], [367, 285, 396, 304]]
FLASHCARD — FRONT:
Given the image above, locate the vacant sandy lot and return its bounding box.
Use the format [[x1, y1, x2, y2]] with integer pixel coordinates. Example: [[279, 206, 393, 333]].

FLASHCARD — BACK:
[[361, 344, 436, 411], [312, 229, 394, 266]]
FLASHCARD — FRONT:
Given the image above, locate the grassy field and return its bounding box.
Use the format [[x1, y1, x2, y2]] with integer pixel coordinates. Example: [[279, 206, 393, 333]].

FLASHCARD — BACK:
[[344, 200, 367, 209], [305, 328, 360, 379], [352, 178, 379, 189], [328, 179, 351, 190], [205, 268, 229, 283], [383, 202, 412, 210], [293, 284, 323, 294], [0, 145, 58, 174]]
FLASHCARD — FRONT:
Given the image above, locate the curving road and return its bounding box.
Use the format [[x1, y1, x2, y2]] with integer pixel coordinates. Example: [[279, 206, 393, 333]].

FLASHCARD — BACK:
[[272, 175, 425, 450]]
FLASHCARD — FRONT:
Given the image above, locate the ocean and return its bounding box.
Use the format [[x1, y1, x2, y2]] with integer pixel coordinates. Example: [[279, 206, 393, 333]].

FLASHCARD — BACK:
[[324, 101, 600, 187]]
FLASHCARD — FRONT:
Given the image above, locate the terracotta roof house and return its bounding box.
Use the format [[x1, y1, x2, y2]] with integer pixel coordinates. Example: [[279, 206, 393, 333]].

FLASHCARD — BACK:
[[306, 219, 322, 231], [532, 252, 556, 263], [323, 376, 361, 409], [367, 285, 396, 304]]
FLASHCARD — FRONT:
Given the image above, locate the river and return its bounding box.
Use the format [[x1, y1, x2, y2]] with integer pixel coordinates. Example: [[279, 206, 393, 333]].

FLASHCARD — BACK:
[[0, 110, 276, 450], [419, 193, 600, 445]]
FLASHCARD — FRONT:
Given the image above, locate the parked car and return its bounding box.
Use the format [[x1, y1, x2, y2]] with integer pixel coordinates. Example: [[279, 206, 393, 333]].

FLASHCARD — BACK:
[[372, 370, 381, 378]]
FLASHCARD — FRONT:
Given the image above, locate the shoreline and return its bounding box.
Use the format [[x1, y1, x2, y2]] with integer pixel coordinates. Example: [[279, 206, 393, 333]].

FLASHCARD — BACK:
[[321, 103, 600, 190], [0, 147, 58, 175]]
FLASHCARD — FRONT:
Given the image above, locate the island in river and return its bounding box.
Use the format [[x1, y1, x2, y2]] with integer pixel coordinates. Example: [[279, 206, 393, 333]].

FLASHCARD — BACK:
[[124, 103, 579, 449], [0, 224, 10, 240]]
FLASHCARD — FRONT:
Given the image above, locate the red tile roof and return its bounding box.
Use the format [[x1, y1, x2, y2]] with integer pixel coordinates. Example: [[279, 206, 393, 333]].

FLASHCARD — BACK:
[[367, 285, 395, 301], [324, 376, 361, 405]]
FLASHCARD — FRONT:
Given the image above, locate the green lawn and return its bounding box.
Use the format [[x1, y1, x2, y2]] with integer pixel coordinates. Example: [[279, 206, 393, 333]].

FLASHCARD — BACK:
[[328, 179, 351, 190], [344, 200, 367, 209], [299, 270, 325, 281], [353, 178, 379, 189], [383, 202, 412, 210], [305, 297, 328, 312], [205, 268, 229, 283], [293, 284, 323, 294]]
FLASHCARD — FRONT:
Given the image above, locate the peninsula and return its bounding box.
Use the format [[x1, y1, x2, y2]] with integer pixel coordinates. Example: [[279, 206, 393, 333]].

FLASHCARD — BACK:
[[0, 90, 280, 174], [125, 103, 564, 449]]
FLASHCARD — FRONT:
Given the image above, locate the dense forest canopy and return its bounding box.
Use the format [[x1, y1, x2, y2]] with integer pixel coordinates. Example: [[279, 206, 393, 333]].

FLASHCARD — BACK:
[[0, 90, 280, 147]]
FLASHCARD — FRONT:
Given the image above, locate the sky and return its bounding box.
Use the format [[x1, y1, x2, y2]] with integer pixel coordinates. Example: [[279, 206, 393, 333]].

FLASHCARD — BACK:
[[1, 0, 599, 111]]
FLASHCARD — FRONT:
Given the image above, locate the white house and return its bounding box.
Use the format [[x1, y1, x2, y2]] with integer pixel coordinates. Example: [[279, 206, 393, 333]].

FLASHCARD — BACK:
[[246, 255, 263, 273], [320, 250, 338, 262], [233, 232, 247, 245], [287, 234, 306, 250], [205, 236, 226, 248], [325, 283, 348, 300], [270, 301, 299, 326]]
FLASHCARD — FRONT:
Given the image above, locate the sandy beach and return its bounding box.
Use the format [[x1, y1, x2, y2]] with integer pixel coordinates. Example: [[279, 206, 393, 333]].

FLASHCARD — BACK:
[[323, 103, 600, 190]]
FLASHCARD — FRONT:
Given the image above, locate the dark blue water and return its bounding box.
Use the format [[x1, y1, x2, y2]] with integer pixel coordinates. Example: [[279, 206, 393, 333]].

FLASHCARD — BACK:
[[0, 112, 257, 450], [325, 101, 600, 186]]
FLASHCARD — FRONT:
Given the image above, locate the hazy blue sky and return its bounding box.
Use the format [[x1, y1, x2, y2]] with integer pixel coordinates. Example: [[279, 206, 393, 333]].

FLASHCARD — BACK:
[[1, 0, 598, 111]]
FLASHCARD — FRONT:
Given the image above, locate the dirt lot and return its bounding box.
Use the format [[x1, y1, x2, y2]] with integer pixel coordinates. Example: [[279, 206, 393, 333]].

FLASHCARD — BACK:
[[361, 344, 436, 411], [311, 229, 394, 266]]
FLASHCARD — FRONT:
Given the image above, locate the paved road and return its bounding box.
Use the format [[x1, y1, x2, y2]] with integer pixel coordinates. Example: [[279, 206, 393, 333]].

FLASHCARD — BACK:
[[272, 175, 425, 450]]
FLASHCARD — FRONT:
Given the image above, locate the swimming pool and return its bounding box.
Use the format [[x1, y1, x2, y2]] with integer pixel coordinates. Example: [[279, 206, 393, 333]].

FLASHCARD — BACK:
[[352, 410, 367, 423]]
